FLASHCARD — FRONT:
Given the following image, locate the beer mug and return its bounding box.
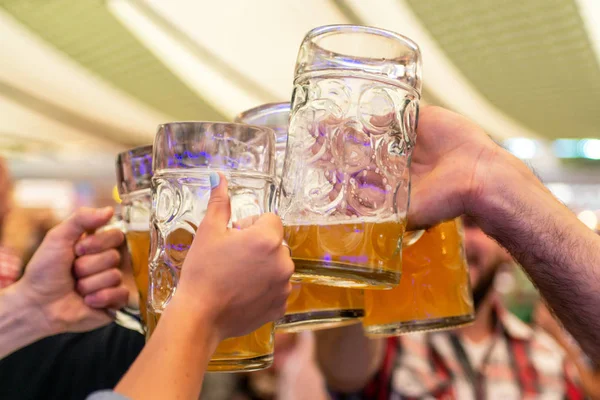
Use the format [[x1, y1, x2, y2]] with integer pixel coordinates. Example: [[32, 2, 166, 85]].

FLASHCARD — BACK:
[[362, 219, 475, 336], [149, 122, 277, 372], [236, 103, 364, 332], [279, 25, 422, 288], [116, 145, 153, 328]]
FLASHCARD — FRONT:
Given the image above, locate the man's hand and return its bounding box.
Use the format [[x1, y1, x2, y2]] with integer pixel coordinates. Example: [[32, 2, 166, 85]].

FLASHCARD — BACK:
[[17, 207, 129, 335], [408, 105, 600, 364], [409, 106, 508, 229]]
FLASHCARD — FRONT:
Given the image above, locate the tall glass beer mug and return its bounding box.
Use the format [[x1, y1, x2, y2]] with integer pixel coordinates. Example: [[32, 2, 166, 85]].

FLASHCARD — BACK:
[[279, 25, 422, 288], [116, 145, 153, 328], [363, 219, 475, 336], [236, 103, 364, 332], [149, 122, 277, 372]]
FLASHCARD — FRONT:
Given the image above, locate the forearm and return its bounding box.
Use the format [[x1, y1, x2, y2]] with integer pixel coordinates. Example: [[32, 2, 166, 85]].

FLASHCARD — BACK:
[[0, 281, 50, 358], [115, 298, 220, 400], [314, 324, 384, 392], [475, 153, 600, 362]]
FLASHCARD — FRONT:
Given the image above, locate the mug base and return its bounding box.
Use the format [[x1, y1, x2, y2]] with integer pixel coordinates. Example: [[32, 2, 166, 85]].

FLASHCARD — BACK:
[[277, 309, 364, 333], [363, 313, 475, 337], [207, 353, 273, 373]]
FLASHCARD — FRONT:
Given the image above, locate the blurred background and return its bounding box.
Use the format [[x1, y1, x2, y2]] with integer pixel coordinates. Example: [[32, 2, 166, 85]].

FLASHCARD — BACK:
[[0, 0, 599, 314]]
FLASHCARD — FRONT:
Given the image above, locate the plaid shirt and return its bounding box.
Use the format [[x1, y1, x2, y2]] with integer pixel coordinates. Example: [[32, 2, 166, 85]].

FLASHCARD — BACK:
[[0, 246, 22, 288], [352, 304, 583, 400]]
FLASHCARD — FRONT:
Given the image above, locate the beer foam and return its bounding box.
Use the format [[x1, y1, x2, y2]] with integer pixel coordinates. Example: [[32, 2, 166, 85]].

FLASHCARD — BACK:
[[126, 222, 151, 232], [283, 213, 406, 227]]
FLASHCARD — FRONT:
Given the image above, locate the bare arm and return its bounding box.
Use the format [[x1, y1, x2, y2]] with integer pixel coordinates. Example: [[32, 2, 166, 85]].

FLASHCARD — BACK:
[[314, 324, 385, 392], [408, 106, 600, 364], [0, 282, 50, 358], [471, 152, 600, 363], [114, 297, 219, 400]]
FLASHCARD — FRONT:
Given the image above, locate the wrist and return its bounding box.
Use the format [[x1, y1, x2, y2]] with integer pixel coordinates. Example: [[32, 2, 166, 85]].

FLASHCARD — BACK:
[[0, 281, 53, 358], [163, 292, 224, 345], [466, 148, 541, 226], [11, 280, 55, 337]]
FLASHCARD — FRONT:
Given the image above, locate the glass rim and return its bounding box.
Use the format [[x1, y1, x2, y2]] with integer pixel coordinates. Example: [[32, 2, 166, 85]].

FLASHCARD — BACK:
[[234, 103, 290, 144], [234, 102, 291, 124], [120, 187, 151, 199], [153, 121, 276, 175], [115, 144, 153, 195], [297, 24, 422, 94], [304, 24, 421, 55]]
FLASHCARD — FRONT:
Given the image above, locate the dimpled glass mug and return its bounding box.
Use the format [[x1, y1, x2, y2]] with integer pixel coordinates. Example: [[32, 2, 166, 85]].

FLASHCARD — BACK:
[[236, 103, 364, 332], [148, 122, 277, 372], [279, 25, 422, 289], [115, 145, 153, 331], [363, 219, 475, 336]]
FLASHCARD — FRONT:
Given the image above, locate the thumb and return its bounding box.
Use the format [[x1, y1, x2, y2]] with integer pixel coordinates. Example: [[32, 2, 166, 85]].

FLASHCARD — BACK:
[[52, 207, 114, 243], [198, 172, 231, 235]]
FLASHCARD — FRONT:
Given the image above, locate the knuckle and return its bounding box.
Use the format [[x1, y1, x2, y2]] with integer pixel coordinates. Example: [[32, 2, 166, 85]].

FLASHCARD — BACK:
[[108, 268, 123, 283], [73, 258, 86, 276], [93, 291, 108, 305], [280, 259, 295, 280], [76, 280, 87, 294], [107, 249, 121, 266], [282, 282, 293, 299], [255, 232, 281, 251]]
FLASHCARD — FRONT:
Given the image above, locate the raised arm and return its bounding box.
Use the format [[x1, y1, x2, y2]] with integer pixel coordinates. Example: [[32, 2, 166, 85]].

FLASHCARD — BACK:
[[114, 173, 294, 400], [409, 106, 600, 363]]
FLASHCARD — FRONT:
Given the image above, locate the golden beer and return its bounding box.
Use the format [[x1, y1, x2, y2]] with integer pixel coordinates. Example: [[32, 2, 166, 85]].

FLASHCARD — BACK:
[[148, 227, 274, 371], [125, 230, 150, 325], [363, 219, 474, 336], [148, 311, 273, 371], [284, 218, 406, 289], [277, 283, 364, 332]]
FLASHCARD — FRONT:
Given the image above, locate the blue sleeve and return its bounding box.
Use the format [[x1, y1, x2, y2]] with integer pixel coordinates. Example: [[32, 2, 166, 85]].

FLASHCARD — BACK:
[[86, 390, 130, 400]]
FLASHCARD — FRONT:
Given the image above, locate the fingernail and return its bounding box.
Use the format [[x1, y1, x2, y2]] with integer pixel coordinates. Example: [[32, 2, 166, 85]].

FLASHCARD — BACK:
[[75, 244, 86, 256], [209, 172, 220, 189]]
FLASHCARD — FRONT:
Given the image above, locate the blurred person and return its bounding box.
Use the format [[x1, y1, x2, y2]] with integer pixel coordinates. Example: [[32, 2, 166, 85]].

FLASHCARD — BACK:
[[316, 217, 583, 399], [0, 207, 141, 400], [89, 173, 294, 400], [534, 302, 600, 400]]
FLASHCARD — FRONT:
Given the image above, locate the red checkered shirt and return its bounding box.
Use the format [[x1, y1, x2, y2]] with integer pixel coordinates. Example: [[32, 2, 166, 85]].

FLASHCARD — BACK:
[[356, 304, 583, 400], [0, 246, 22, 288]]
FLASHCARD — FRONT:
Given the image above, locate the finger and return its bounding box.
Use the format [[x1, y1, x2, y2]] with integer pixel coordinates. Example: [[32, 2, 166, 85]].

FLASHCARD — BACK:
[[197, 172, 231, 235], [232, 215, 260, 230], [276, 247, 295, 282], [49, 207, 114, 243], [75, 229, 125, 256], [407, 174, 464, 230], [76, 268, 123, 296], [84, 285, 129, 309], [247, 213, 284, 241], [73, 249, 121, 278]]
